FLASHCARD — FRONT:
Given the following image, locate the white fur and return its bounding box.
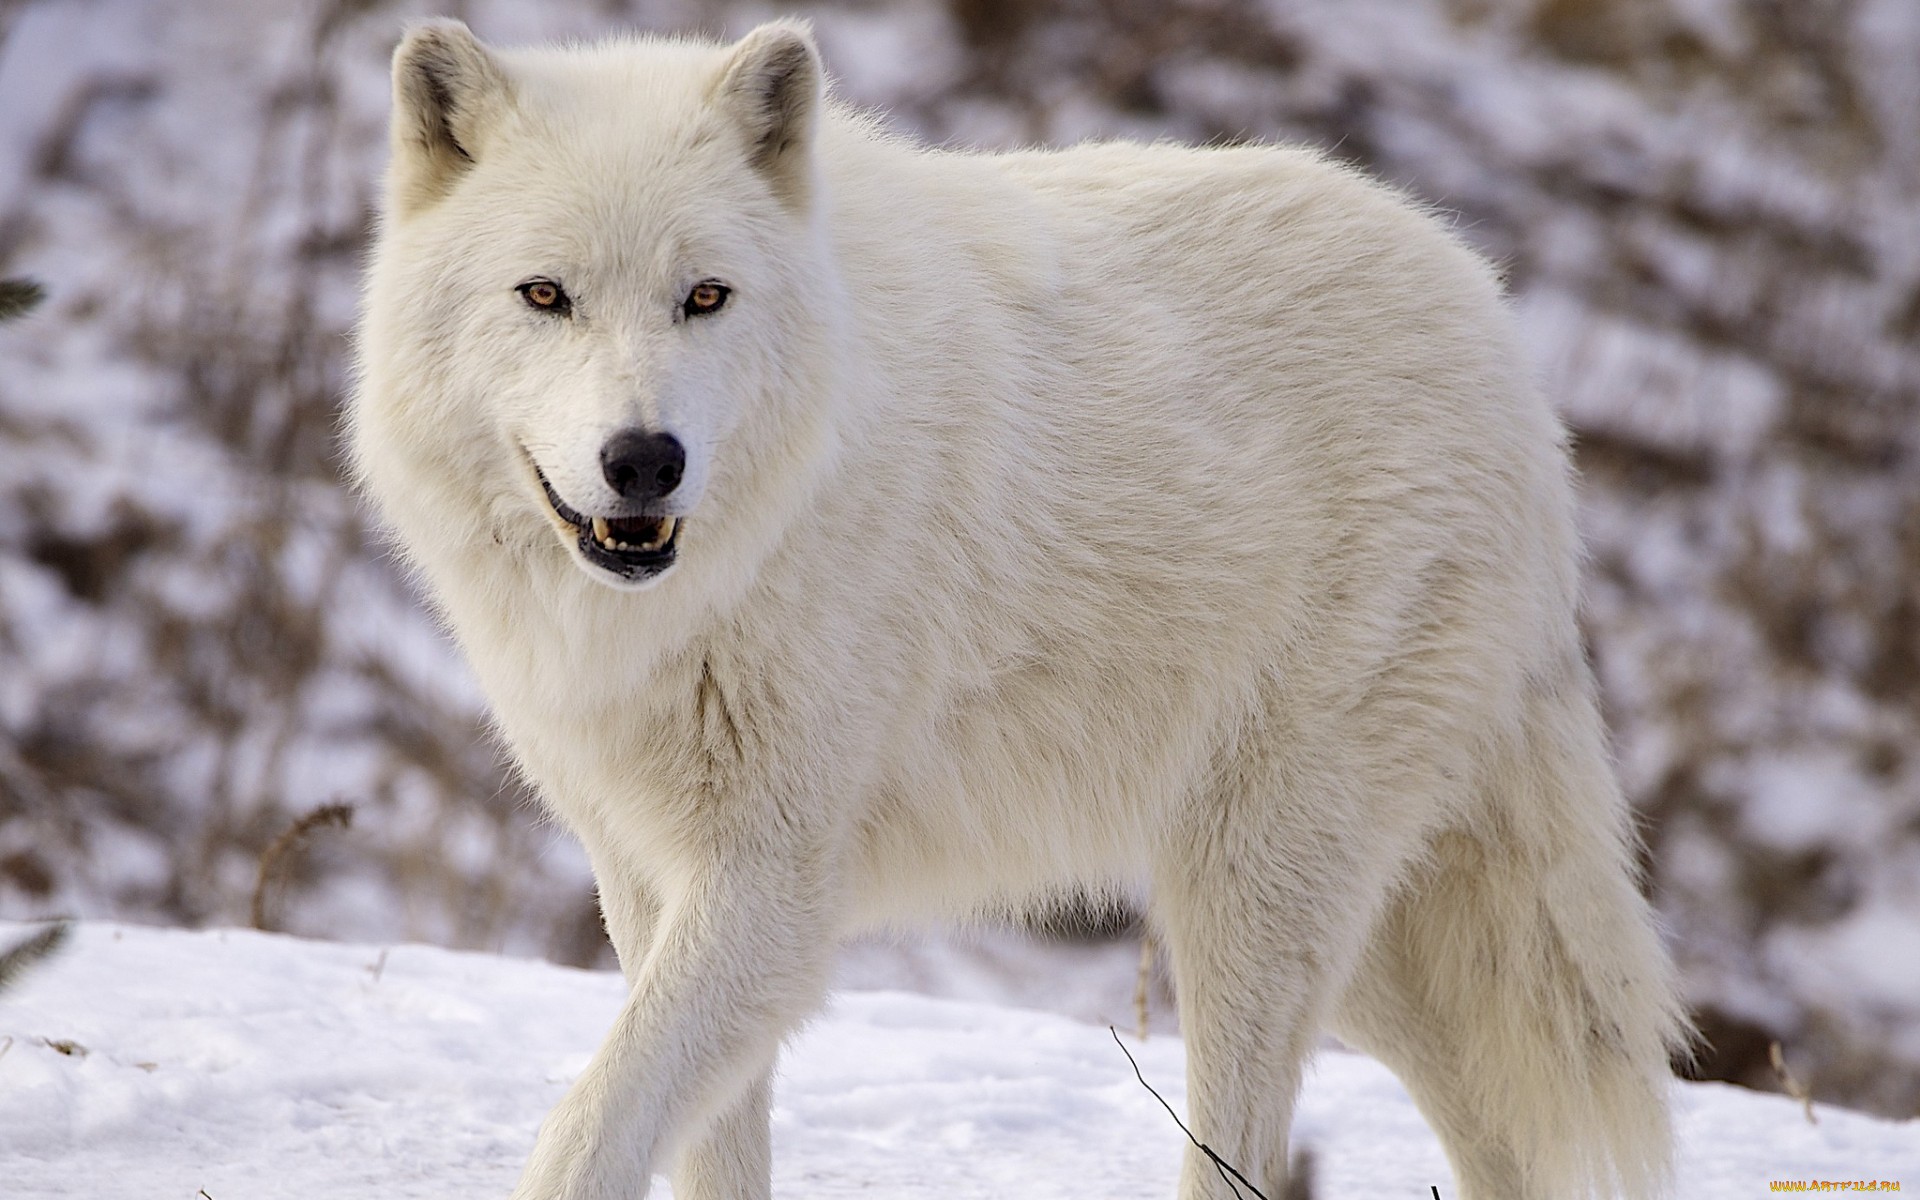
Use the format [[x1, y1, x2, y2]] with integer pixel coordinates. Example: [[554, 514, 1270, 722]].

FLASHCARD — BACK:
[[349, 20, 1689, 1200]]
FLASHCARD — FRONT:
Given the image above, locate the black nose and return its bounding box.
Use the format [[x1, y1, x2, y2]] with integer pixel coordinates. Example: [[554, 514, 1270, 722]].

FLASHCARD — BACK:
[[601, 429, 686, 501]]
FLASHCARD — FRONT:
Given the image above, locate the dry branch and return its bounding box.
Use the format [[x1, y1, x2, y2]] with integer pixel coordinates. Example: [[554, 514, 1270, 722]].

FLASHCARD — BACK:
[[0, 921, 69, 994], [1134, 932, 1155, 1041], [1769, 1040, 1818, 1126], [251, 803, 355, 932]]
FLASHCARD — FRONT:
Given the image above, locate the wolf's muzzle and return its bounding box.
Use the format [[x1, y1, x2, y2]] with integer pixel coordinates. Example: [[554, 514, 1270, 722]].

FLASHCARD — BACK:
[[602, 429, 686, 504]]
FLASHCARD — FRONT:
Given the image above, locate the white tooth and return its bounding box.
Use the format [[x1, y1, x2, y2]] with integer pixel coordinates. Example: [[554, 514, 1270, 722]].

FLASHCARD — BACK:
[[592, 516, 610, 542]]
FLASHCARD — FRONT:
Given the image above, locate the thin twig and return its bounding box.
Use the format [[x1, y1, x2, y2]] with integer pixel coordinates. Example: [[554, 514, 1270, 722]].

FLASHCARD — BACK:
[[1134, 933, 1155, 1041], [1769, 1041, 1818, 1125], [251, 803, 354, 931], [1111, 1026, 1271, 1200]]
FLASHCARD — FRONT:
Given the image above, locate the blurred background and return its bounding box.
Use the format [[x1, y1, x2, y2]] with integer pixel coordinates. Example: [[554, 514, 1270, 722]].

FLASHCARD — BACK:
[[1, 0, 1916, 1120]]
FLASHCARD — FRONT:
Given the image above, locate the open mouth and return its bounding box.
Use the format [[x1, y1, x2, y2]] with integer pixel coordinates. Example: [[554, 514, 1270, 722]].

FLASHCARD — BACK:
[[534, 467, 683, 582]]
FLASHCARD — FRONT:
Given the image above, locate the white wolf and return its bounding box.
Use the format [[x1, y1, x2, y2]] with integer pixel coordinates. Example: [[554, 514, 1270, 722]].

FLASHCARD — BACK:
[[349, 18, 1687, 1200]]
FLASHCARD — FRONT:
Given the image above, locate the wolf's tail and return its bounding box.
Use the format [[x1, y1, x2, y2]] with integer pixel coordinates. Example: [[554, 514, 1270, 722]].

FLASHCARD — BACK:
[[1336, 672, 1691, 1199]]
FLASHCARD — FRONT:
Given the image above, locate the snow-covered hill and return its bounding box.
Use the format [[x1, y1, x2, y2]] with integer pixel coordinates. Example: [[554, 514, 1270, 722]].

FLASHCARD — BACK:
[[0, 922, 1910, 1198]]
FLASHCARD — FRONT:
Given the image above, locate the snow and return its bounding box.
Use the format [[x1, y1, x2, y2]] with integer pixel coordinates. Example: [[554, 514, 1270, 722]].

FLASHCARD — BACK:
[[4, 0, 1920, 1126], [0, 922, 1912, 1198]]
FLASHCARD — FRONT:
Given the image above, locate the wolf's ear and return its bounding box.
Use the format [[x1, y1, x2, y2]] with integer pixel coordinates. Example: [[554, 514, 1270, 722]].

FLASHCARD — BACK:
[[714, 22, 822, 209], [388, 20, 511, 217]]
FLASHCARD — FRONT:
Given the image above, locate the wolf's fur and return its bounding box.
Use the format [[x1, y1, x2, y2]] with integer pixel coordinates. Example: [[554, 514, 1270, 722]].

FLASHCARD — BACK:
[[349, 20, 1687, 1200]]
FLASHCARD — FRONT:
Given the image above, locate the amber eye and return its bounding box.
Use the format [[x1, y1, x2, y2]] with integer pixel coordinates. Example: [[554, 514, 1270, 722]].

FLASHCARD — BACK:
[[683, 282, 730, 317], [517, 279, 571, 316]]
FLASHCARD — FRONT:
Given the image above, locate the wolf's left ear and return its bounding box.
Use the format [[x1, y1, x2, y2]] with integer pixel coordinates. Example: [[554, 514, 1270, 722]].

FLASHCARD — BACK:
[[714, 22, 822, 209], [388, 20, 512, 217]]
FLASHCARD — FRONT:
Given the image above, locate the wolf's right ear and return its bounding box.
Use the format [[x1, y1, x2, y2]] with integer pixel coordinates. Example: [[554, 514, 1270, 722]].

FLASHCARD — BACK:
[[388, 20, 511, 217], [714, 22, 823, 210]]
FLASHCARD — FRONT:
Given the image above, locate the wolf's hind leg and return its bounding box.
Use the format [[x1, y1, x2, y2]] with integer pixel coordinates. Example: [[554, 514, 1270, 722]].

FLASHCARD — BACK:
[[1151, 771, 1390, 1200], [1331, 680, 1684, 1200], [1331, 876, 1532, 1199]]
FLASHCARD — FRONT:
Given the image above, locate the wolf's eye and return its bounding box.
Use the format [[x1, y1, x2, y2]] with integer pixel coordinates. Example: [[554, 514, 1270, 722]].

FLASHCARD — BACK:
[[683, 282, 729, 318], [518, 279, 572, 317]]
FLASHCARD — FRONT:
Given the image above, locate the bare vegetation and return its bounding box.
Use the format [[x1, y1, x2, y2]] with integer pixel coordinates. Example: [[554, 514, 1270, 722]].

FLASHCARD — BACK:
[[0, 0, 605, 965], [0, 919, 68, 995], [251, 801, 354, 932]]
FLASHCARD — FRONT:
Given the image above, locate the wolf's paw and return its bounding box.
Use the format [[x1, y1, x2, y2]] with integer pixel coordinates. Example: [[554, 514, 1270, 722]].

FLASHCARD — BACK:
[[508, 1091, 653, 1200]]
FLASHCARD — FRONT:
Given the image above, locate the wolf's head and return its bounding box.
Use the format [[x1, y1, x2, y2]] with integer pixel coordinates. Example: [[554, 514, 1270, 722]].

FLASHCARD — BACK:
[[351, 21, 841, 595]]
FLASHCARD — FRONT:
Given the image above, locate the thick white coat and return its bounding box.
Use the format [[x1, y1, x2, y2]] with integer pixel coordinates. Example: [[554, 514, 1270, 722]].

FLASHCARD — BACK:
[[350, 21, 1688, 1200]]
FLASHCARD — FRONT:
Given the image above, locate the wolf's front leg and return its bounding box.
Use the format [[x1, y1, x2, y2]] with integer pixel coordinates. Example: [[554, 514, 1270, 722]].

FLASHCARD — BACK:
[[509, 845, 836, 1200], [586, 852, 774, 1200], [671, 1071, 773, 1200]]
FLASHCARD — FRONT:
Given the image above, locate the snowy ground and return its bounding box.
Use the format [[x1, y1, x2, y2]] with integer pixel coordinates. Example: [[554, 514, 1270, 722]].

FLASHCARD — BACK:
[[0, 923, 1909, 1198], [4, 0, 1920, 1119]]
